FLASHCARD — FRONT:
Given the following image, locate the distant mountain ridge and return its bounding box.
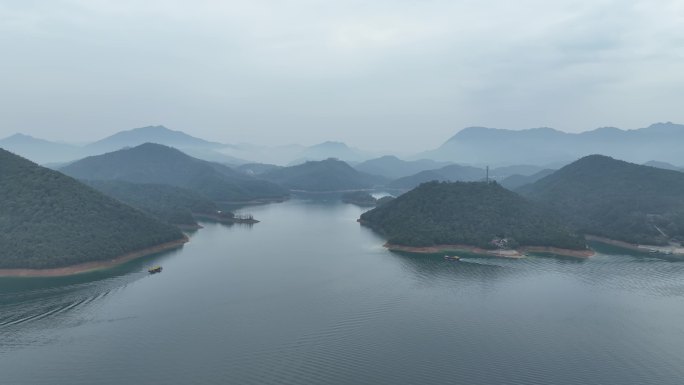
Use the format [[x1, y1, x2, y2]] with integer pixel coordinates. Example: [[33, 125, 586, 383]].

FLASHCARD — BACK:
[[644, 161, 683, 172], [288, 141, 372, 165], [218, 141, 375, 166], [61, 143, 288, 202], [0, 134, 83, 164], [421, 122, 684, 166], [360, 181, 585, 250], [0, 126, 248, 165], [84, 125, 248, 165], [85, 125, 225, 153]]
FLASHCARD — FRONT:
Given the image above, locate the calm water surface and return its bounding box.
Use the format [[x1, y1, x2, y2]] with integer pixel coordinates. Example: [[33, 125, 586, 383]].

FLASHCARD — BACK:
[[3, 199, 684, 385]]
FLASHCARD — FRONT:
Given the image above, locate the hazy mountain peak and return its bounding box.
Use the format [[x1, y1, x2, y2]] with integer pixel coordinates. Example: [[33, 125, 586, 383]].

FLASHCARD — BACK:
[[448, 126, 564, 143], [86, 125, 225, 152], [422, 122, 684, 166], [641, 121, 684, 133], [310, 141, 350, 149], [376, 155, 401, 161], [2, 133, 35, 141], [129, 125, 170, 132], [590, 126, 621, 133], [0, 133, 81, 164], [447, 126, 494, 140], [644, 160, 683, 171], [293, 141, 371, 164]]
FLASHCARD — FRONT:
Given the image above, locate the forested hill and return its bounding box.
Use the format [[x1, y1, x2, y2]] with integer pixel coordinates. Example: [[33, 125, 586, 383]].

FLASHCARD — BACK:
[[261, 158, 385, 191], [61, 143, 287, 202], [86, 180, 218, 228], [360, 181, 585, 250], [0, 148, 184, 269], [518, 155, 684, 245]]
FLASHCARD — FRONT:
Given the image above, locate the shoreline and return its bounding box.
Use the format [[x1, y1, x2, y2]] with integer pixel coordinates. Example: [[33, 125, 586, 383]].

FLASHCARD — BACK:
[[384, 243, 594, 259], [193, 213, 260, 224], [585, 235, 684, 255], [216, 197, 288, 205], [0, 236, 189, 278]]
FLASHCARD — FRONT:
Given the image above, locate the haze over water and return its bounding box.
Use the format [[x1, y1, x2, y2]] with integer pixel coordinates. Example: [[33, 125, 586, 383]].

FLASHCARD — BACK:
[[2, 199, 684, 385]]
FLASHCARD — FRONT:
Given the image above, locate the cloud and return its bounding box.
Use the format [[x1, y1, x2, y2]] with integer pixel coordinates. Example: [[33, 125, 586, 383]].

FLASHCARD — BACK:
[[0, 0, 682, 152]]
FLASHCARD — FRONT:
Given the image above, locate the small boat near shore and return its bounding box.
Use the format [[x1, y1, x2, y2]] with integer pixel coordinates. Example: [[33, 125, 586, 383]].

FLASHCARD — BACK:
[[444, 255, 461, 261], [148, 266, 163, 274]]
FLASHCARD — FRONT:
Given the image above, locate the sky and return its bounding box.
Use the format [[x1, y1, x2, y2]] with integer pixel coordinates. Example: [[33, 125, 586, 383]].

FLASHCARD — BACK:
[[1, 0, 683, 152]]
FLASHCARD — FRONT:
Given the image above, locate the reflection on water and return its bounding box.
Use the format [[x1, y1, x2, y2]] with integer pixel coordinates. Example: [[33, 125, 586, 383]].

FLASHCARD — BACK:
[[3, 199, 684, 385], [0, 248, 184, 352]]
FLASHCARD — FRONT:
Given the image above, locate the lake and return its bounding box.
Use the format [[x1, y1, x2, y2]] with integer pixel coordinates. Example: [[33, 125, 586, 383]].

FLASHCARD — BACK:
[[2, 199, 684, 385]]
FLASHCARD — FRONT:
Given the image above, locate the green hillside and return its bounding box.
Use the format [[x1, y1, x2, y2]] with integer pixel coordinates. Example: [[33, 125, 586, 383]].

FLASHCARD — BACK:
[[341, 191, 377, 206], [61, 143, 288, 202], [0, 148, 185, 269], [519, 155, 684, 245], [360, 181, 585, 250], [86, 180, 219, 228], [261, 158, 385, 192]]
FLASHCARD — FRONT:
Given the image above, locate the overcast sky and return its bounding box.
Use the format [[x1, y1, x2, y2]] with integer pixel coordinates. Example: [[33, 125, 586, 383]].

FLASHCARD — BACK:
[[1, 0, 683, 152]]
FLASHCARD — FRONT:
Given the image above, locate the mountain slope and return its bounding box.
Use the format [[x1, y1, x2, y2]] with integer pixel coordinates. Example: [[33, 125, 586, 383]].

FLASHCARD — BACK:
[[261, 158, 385, 191], [519, 155, 684, 245], [85, 125, 223, 152], [0, 148, 184, 269], [360, 181, 585, 249], [82, 125, 251, 164], [61, 143, 288, 202], [387, 164, 485, 189]]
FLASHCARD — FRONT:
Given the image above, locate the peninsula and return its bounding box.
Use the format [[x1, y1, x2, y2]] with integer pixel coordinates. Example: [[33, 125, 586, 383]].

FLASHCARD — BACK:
[[359, 181, 590, 258], [0, 148, 188, 273]]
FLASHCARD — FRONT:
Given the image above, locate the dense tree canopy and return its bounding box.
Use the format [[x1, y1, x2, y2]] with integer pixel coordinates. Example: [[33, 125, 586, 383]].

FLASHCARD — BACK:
[[518, 155, 684, 245], [61, 143, 288, 202], [361, 181, 585, 249], [86, 180, 220, 227], [0, 148, 184, 269]]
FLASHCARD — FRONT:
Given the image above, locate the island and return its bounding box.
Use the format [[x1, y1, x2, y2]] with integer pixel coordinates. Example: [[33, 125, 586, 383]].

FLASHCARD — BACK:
[[359, 181, 591, 258]]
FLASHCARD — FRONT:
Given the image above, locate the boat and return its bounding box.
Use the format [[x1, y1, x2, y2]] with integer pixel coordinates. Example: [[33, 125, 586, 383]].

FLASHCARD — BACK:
[[444, 255, 461, 261], [148, 266, 163, 274]]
